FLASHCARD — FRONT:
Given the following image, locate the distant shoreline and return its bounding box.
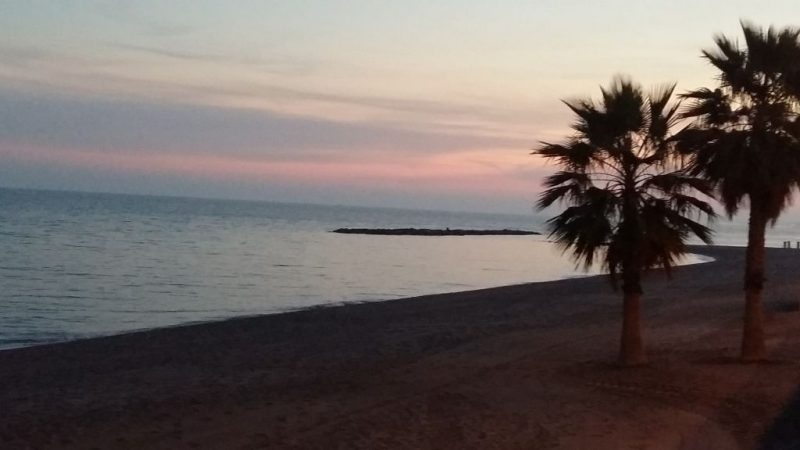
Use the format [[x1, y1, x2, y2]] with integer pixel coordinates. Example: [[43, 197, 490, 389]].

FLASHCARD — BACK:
[[332, 227, 541, 236], [0, 185, 534, 219]]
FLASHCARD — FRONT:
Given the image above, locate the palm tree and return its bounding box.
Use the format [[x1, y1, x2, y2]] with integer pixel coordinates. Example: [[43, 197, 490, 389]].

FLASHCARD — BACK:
[[676, 23, 800, 362], [535, 77, 716, 366]]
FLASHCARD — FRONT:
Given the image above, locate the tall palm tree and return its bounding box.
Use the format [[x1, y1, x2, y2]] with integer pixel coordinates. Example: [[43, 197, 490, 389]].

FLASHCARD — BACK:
[[676, 23, 800, 362], [535, 77, 716, 366]]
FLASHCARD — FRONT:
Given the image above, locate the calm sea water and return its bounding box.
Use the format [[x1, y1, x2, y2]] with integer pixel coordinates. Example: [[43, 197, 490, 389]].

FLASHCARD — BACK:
[[1, 187, 795, 349]]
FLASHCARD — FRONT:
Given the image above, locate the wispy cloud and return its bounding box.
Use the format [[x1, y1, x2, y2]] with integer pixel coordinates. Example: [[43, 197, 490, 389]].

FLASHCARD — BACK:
[[0, 88, 530, 161], [0, 44, 559, 144], [107, 43, 534, 125], [111, 43, 316, 75], [0, 45, 51, 64], [92, 1, 197, 37], [114, 43, 211, 61]]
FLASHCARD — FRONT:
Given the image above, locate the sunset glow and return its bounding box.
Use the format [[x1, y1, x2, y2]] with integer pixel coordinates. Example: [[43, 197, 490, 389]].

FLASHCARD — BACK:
[[1, 1, 798, 212]]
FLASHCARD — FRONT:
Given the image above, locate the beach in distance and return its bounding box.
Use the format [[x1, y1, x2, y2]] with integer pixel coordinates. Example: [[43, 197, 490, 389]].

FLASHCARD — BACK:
[[3, 245, 800, 449]]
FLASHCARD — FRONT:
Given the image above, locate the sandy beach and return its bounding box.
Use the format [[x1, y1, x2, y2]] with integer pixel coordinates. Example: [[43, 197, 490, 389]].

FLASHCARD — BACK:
[[2, 245, 800, 449]]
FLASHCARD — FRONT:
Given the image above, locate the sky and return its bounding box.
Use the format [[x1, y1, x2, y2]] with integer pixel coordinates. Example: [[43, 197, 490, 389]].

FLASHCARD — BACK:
[[0, 1, 798, 214]]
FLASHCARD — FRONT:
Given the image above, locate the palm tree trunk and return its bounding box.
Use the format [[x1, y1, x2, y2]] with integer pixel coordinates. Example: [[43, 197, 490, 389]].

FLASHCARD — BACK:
[[741, 205, 767, 362], [620, 272, 646, 366]]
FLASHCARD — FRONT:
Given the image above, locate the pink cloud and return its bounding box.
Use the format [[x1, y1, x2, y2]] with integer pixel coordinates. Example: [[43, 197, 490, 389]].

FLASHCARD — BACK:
[[1, 143, 546, 197]]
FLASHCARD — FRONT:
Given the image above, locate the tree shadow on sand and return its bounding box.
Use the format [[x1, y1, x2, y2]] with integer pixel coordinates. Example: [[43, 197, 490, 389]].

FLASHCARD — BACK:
[[761, 387, 800, 449]]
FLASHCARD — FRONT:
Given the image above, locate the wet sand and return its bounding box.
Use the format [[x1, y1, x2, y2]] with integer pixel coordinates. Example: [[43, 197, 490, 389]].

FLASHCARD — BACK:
[[2, 245, 800, 449]]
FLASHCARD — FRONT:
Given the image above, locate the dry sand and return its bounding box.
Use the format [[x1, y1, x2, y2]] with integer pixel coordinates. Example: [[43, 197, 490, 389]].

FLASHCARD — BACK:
[[2, 245, 800, 449]]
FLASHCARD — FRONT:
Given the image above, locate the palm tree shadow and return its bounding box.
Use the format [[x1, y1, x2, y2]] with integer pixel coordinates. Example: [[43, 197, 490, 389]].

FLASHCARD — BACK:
[[760, 387, 800, 449], [692, 355, 791, 366]]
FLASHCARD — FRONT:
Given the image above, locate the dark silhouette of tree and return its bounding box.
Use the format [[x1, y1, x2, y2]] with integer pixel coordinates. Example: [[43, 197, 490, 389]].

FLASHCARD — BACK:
[[535, 77, 715, 366], [676, 22, 800, 362]]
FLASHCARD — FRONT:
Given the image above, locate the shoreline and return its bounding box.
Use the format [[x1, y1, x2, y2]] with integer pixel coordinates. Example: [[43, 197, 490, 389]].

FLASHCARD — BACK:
[[3, 245, 800, 448], [0, 250, 716, 353]]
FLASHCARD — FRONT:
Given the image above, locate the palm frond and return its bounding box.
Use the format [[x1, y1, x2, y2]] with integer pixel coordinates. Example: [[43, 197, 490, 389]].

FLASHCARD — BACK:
[[535, 77, 716, 284], [537, 171, 592, 209], [534, 141, 597, 170]]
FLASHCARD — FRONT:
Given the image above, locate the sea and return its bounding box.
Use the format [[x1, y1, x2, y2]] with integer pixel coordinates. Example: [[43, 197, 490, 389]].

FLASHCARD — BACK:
[[2, 187, 798, 350]]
